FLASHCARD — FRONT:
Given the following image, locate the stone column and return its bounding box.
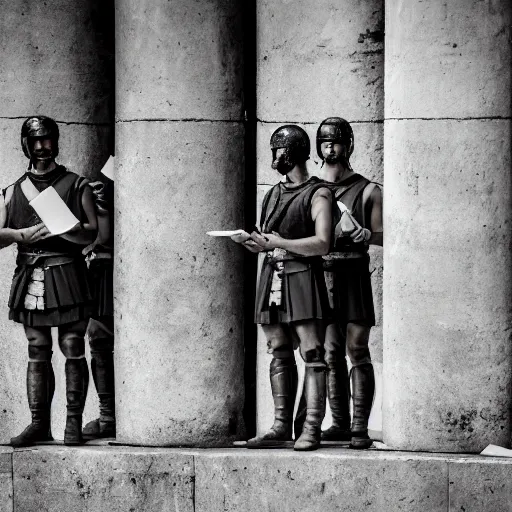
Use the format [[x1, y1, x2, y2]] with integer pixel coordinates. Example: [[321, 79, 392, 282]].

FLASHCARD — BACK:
[[383, 0, 512, 451], [255, 0, 384, 436], [0, 0, 113, 442], [115, 0, 246, 445]]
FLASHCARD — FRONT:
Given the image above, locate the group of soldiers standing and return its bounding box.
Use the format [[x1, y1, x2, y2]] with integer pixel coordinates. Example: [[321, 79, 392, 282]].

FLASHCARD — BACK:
[[0, 115, 381, 453], [0, 116, 116, 447], [235, 118, 382, 452]]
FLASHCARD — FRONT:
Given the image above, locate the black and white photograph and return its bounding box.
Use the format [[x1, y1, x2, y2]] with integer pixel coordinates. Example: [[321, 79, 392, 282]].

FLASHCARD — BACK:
[[0, 1, 510, 511]]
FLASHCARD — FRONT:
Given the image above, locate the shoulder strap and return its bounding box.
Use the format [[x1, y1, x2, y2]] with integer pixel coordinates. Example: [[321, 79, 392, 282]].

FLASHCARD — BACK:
[[335, 174, 370, 213], [261, 185, 281, 232]]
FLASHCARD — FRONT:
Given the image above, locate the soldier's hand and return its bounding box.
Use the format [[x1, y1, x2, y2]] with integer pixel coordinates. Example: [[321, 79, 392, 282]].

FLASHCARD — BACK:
[[231, 232, 251, 244], [350, 226, 371, 243], [251, 231, 282, 250], [82, 240, 99, 256], [18, 223, 51, 244], [242, 239, 265, 253]]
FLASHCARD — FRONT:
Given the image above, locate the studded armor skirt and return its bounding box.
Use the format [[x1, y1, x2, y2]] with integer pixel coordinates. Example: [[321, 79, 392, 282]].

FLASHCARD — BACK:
[[8, 258, 92, 327]]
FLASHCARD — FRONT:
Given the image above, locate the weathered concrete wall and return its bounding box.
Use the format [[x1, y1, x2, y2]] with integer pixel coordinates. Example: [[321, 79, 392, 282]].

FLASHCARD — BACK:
[[0, 0, 113, 443], [4, 446, 512, 512], [383, 0, 512, 451], [115, 0, 246, 446], [255, 0, 384, 436]]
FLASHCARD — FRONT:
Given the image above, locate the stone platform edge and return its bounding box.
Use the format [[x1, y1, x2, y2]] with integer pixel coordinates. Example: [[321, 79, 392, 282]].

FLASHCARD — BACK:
[[0, 445, 511, 512]]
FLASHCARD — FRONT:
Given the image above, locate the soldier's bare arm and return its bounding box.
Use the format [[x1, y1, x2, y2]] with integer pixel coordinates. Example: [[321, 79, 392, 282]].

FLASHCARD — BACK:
[[368, 184, 383, 246], [251, 187, 332, 256]]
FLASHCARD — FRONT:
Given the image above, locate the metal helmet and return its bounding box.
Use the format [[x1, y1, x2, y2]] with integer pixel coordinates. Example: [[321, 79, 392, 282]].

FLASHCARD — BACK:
[[316, 117, 353, 161], [21, 116, 60, 159], [270, 124, 310, 164]]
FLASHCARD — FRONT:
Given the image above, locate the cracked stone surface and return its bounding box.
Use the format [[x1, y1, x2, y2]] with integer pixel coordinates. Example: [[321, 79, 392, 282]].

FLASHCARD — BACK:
[[13, 446, 194, 512]]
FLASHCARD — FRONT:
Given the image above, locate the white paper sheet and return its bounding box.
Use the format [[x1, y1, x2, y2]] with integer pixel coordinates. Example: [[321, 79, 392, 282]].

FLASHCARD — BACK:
[[480, 444, 512, 457], [29, 186, 79, 235], [100, 155, 114, 181], [207, 229, 249, 237]]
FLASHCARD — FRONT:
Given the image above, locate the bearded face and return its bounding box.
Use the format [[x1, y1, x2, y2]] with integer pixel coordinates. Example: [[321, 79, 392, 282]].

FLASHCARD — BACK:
[[321, 141, 345, 164], [271, 147, 295, 175]]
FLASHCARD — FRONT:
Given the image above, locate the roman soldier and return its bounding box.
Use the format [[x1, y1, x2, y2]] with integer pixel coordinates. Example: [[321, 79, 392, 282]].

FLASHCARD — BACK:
[[317, 117, 383, 449], [82, 158, 116, 440], [234, 125, 336, 451], [0, 116, 97, 446]]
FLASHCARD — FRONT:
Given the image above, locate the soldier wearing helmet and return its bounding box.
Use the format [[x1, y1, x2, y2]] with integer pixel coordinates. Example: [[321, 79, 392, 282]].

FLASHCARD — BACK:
[[233, 125, 337, 451], [0, 116, 98, 447], [312, 117, 383, 449]]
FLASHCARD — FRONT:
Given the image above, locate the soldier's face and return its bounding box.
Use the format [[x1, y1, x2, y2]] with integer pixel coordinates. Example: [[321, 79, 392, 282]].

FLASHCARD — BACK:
[[321, 141, 344, 164], [29, 137, 54, 162], [271, 147, 294, 175]]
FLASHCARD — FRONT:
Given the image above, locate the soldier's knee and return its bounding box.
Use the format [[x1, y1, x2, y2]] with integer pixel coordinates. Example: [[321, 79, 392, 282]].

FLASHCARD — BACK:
[[266, 334, 290, 355], [28, 344, 52, 361], [24, 327, 51, 347], [58, 332, 85, 359], [346, 345, 371, 366], [89, 336, 114, 355], [300, 347, 325, 364]]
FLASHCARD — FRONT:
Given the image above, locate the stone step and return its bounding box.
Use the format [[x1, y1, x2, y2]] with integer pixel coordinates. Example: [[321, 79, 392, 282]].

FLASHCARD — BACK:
[[0, 445, 511, 512]]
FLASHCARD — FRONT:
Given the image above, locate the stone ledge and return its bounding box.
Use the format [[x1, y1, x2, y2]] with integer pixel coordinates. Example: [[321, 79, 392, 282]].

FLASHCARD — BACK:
[[0, 447, 13, 512], [2, 445, 512, 512]]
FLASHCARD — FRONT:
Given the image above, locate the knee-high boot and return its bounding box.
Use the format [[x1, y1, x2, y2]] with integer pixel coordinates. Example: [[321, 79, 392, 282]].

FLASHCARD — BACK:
[[10, 361, 53, 447], [350, 362, 375, 449], [83, 339, 116, 440], [294, 363, 326, 451], [64, 358, 89, 446], [246, 356, 297, 448], [321, 358, 351, 441]]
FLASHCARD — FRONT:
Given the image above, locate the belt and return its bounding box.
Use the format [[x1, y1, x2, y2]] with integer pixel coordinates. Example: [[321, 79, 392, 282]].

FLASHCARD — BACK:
[[17, 252, 76, 267], [323, 252, 367, 261]]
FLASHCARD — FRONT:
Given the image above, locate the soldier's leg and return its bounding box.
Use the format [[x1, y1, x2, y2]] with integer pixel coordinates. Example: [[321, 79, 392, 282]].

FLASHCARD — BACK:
[[346, 322, 374, 449], [246, 324, 297, 448], [58, 320, 89, 446], [83, 316, 115, 440], [321, 322, 351, 441], [293, 320, 326, 452], [10, 326, 54, 447]]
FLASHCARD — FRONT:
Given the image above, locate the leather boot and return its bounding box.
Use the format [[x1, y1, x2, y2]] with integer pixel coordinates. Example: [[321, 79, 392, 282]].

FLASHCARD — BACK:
[[247, 357, 297, 448], [10, 361, 53, 447], [321, 358, 351, 441], [64, 358, 88, 446], [83, 341, 116, 440], [294, 364, 326, 451], [350, 363, 375, 449]]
